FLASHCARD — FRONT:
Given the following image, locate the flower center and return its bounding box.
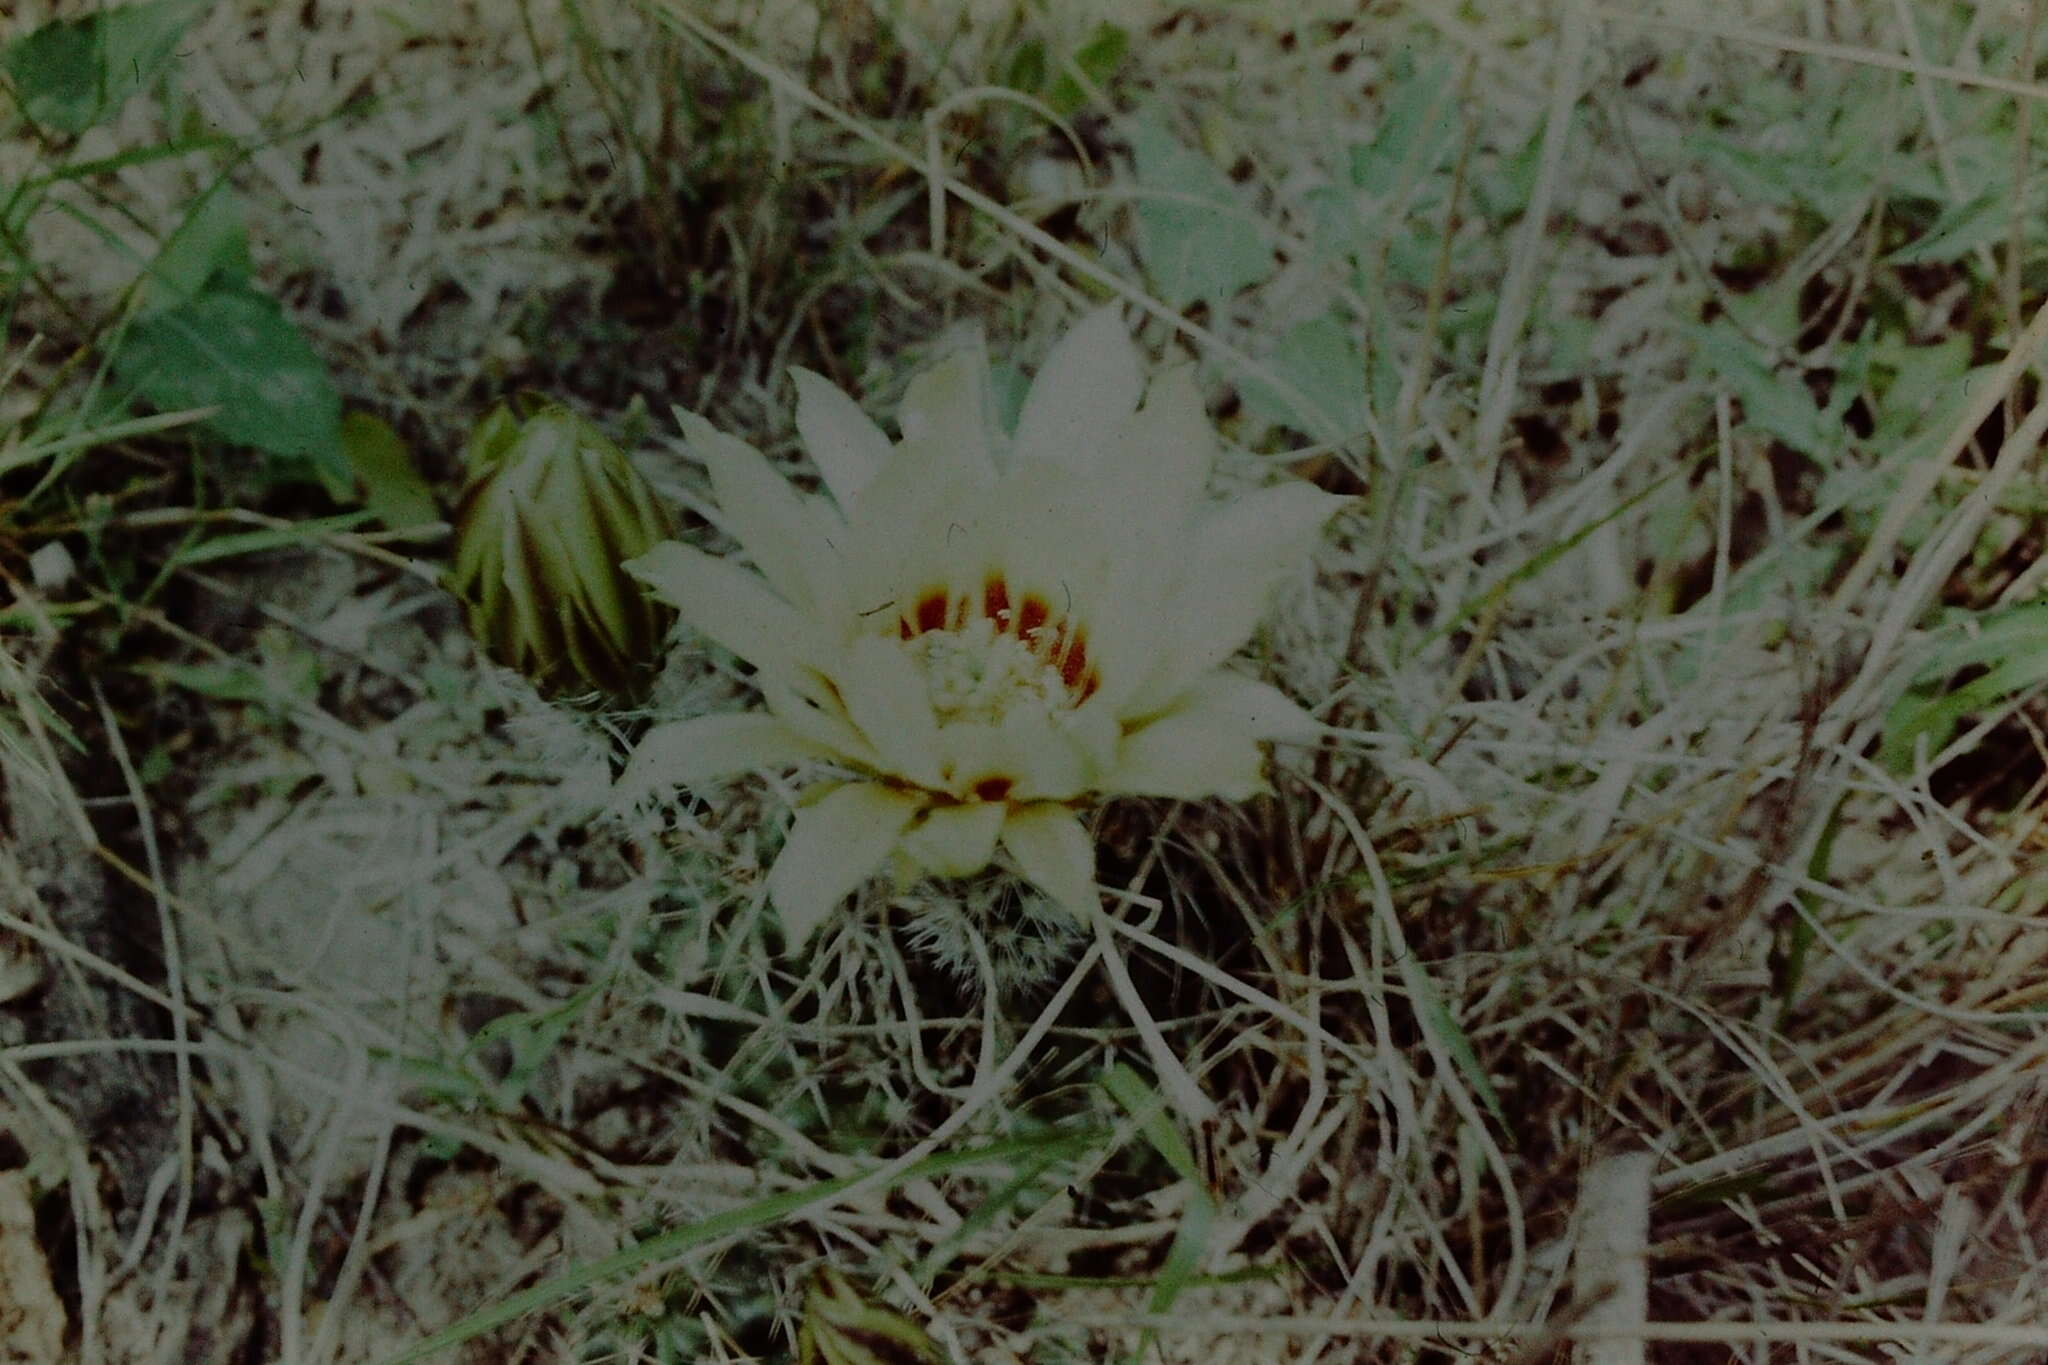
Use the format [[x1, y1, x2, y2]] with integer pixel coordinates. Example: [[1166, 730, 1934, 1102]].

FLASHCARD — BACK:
[[896, 576, 1099, 723]]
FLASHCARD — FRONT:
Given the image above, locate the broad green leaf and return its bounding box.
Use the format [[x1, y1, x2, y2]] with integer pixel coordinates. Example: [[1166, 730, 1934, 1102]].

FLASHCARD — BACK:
[[1347, 55, 1458, 197], [112, 283, 346, 482], [1005, 39, 1047, 95], [340, 412, 439, 530], [1, 20, 99, 133], [1047, 22, 1126, 115], [1, 0, 211, 135], [1473, 125, 1543, 221], [1872, 337, 1975, 438], [1129, 109, 1270, 308], [141, 181, 249, 315], [1240, 313, 1370, 439], [1305, 184, 1364, 261]]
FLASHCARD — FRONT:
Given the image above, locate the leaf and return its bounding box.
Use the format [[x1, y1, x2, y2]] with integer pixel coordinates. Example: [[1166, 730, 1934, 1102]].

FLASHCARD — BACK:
[[1100, 1065, 1215, 1362], [0, 0, 211, 135], [1689, 128, 1862, 220], [167, 511, 375, 568], [1005, 39, 1047, 95], [913, 1124, 1085, 1282], [112, 283, 346, 483], [466, 984, 602, 1109], [141, 181, 249, 315], [1099, 1063, 1199, 1184], [1689, 321, 1846, 461], [147, 628, 320, 711], [340, 412, 440, 530], [2, 20, 99, 134], [1347, 54, 1459, 197], [383, 1052, 494, 1112], [1392, 946, 1509, 1131], [1882, 602, 2048, 771], [147, 661, 272, 706], [1239, 313, 1370, 439], [1128, 109, 1270, 309], [1887, 186, 2046, 266], [1872, 337, 1975, 438], [1770, 796, 1844, 1015], [1047, 22, 1127, 116]]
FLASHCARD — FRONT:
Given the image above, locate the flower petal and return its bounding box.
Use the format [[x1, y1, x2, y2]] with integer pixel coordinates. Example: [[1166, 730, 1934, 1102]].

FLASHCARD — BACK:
[[897, 343, 997, 484], [769, 782, 924, 946], [933, 711, 1093, 805], [1106, 672, 1319, 800], [897, 800, 1007, 878], [617, 712, 827, 802], [839, 442, 991, 619], [763, 676, 883, 769], [793, 367, 893, 511], [1012, 305, 1144, 466], [676, 407, 848, 618], [1000, 803, 1099, 918], [1185, 669, 1325, 739], [832, 634, 944, 787], [1144, 482, 1350, 698], [625, 541, 808, 676], [1071, 367, 1223, 708], [1107, 363, 1215, 515]]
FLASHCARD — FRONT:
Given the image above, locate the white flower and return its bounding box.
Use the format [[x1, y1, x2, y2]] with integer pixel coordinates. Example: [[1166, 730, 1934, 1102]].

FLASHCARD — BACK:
[[621, 308, 1349, 945]]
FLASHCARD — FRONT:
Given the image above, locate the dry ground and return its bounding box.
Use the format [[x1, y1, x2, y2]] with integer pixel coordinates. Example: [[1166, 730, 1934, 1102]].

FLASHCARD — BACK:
[[5, 1, 2048, 1362]]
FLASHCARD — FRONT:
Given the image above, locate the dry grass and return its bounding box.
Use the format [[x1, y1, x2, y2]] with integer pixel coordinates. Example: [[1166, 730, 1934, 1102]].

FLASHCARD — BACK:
[[4, 0, 2048, 1362]]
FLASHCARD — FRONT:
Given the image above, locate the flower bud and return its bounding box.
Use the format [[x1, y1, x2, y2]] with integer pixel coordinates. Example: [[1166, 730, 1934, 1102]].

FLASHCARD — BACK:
[[796, 1268, 948, 1365], [446, 401, 676, 702]]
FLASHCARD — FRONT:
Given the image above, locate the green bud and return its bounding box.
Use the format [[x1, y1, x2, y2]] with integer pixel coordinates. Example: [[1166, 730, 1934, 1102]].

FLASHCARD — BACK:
[[796, 1269, 949, 1365], [446, 402, 677, 703]]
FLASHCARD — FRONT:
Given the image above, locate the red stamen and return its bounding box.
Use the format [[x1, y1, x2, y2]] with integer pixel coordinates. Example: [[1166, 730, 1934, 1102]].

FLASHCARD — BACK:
[[1016, 595, 1049, 641], [973, 776, 1014, 802], [915, 591, 948, 634], [1060, 632, 1089, 688], [983, 576, 1010, 624]]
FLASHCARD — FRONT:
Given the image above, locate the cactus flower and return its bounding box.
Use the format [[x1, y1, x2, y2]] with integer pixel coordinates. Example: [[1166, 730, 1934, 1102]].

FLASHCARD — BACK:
[[621, 308, 1348, 944]]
